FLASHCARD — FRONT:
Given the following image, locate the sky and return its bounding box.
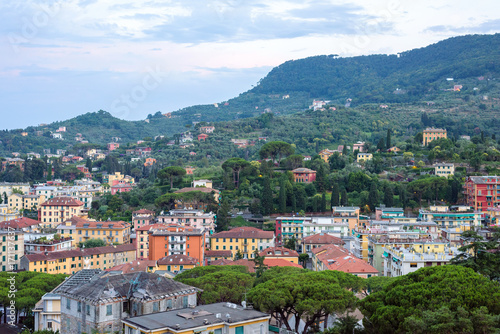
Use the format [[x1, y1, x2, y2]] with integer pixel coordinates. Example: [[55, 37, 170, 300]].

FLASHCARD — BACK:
[[1, 0, 499, 130]]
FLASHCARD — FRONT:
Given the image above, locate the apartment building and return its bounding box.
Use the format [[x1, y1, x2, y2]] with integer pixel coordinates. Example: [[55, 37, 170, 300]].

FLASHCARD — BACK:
[[148, 226, 205, 265], [434, 163, 455, 177], [259, 246, 299, 264], [464, 176, 500, 212], [0, 182, 30, 197], [418, 205, 482, 230], [312, 244, 378, 278], [20, 244, 136, 274], [423, 127, 447, 145], [0, 230, 24, 271], [39, 197, 85, 227], [9, 193, 46, 211], [211, 226, 274, 259], [132, 209, 156, 229], [57, 218, 132, 245], [157, 254, 199, 273]]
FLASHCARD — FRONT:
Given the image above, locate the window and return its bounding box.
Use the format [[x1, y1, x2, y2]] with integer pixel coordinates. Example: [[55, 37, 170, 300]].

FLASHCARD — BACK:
[[167, 299, 173, 309], [106, 304, 112, 316], [410, 263, 418, 268], [153, 301, 159, 312], [235, 326, 244, 334], [214, 329, 222, 334], [182, 296, 188, 308], [66, 298, 71, 309], [86, 305, 91, 315]]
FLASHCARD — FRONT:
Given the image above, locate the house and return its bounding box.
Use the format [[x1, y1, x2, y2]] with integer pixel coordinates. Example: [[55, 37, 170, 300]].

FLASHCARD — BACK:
[[106, 259, 158, 274], [357, 153, 373, 162], [189, 151, 197, 156], [204, 250, 233, 265], [0, 217, 42, 232], [1, 158, 26, 172], [309, 100, 330, 111], [103, 172, 135, 186], [157, 209, 216, 238], [135, 223, 167, 260], [185, 166, 196, 175], [312, 244, 379, 278], [144, 158, 156, 167], [135, 147, 152, 156], [107, 142, 120, 151], [387, 146, 401, 153], [24, 236, 73, 254], [55, 271, 199, 334], [198, 133, 209, 141], [319, 149, 339, 162], [259, 246, 299, 264], [423, 128, 447, 145], [434, 163, 455, 177], [352, 141, 366, 152], [52, 133, 63, 140], [111, 183, 133, 195], [292, 168, 316, 183], [20, 244, 137, 274], [76, 165, 92, 178], [192, 179, 213, 188], [211, 227, 274, 259], [123, 302, 270, 334], [56, 126, 66, 132], [39, 197, 85, 227], [464, 176, 500, 212], [132, 209, 156, 229], [0, 230, 24, 271], [303, 155, 312, 161], [8, 193, 46, 211], [199, 126, 215, 133], [375, 207, 404, 221], [303, 233, 345, 256], [21, 132, 28, 136], [157, 254, 199, 273], [57, 218, 132, 245]]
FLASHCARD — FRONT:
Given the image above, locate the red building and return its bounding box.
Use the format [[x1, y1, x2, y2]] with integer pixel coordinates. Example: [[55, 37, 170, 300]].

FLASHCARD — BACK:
[[76, 165, 92, 178], [292, 168, 317, 183], [107, 142, 120, 151], [465, 176, 500, 212], [198, 133, 208, 141], [111, 183, 133, 195]]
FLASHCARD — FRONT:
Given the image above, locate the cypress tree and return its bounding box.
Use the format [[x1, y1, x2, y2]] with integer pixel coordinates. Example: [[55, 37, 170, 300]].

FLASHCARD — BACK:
[[261, 176, 273, 215], [321, 193, 327, 212], [368, 182, 379, 212], [384, 185, 394, 207], [340, 187, 348, 206], [331, 183, 340, 207], [386, 129, 391, 149], [279, 175, 287, 213]]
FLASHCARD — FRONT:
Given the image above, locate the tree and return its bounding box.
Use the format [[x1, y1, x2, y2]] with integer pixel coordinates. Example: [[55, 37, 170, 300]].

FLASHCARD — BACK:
[[377, 137, 385, 151], [282, 154, 304, 170], [252, 249, 267, 278], [216, 197, 231, 232], [359, 266, 500, 333], [78, 238, 106, 248], [340, 188, 348, 206], [59, 166, 84, 181], [157, 166, 186, 189], [386, 128, 391, 149], [383, 184, 394, 207], [321, 193, 327, 212], [222, 158, 251, 188], [331, 183, 340, 207], [249, 271, 359, 334], [279, 174, 287, 213], [234, 249, 244, 260], [284, 237, 297, 251], [261, 176, 273, 215], [259, 141, 295, 163], [299, 253, 309, 268]]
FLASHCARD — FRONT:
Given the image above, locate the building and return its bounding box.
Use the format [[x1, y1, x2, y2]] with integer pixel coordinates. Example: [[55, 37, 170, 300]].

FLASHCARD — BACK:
[[291, 168, 317, 183], [20, 243, 137, 274], [107, 142, 120, 151], [375, 207, 405, 221], [464, 176, 500, 212], [356, 153, 373, 162], [486, 206, 500, 225], [312, 244, 378, 278], [57, 218, 132, 245], [106, 259, 158, 274], [174, 187, 221, 209], [0, 217, 42, 232], [259, 246, 299, 264], [204, 250, 233, 265], [302, 217, 350, 239], [148, 226, 205, 265], [434, 163, 455, 177], [199, 126, 215, 133], [332, 207, 361, 232], [418, 205, 482, 230], [111, 183, 134, 195], [157, 209, 216, 238], [135, 224, 166, 260], [39, 197, 85, 227], [143, 158, 156, 167], [1, 158, 26, 172], [157, 254, 199, 273], [275, 216, 310, 252], [423, 127, 447, 145], [9, 193, 46, 211], [0, 204, 21, 222], [132, 209, 156, 229], [123, 302, 270, 334], [0, 230, 24, 271], [198, 133, 209, 141], [318, 149, 339, 162], [102, 172, 135, 186], [303, 233, 345, 257], [383, 244, 459, 277], [56, 271, 199, 334], [0, 182, 30, 197], [24, 236, 73, 255], [352, 142, 366, 152], [192, 179, 213, 188], [211, 227, 274, 259]]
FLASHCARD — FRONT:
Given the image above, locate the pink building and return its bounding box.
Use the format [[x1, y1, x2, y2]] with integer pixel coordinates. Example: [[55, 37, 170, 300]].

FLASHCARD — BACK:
[[292, 168, 317, 183], [111, 183, 133, 195], [107, 143, 120, 151]]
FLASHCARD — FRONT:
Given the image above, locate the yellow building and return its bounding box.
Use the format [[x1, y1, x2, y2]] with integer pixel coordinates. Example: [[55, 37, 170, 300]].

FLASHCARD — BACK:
[[259, 246, 299, 264], [57, 218, 132, 245], [20, 244, 136, 274], [122, 302, 271, 334], [210, 227, 274, 259], [9, 193, 46, 211], [319, 149, 339, 162], [434, 163, 455, 177], [39, 197, 85, 228], [357, 153, 373, 162], [102, 172, 135, 186], [423, 127, 447, 145], [157, 254, 199, 273], [1, 230, 24, 271]]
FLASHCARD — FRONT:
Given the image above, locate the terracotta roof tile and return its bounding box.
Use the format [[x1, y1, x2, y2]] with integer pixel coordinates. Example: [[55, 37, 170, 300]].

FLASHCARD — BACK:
[[0, 217, 40, 229], [41, 196, 84, 207], [205, 250, 233, 257], [259, 247, 299, 258], [263, 258, 303, 269], [106, 260, 157, 274], [157, 254, 198, 266], [210, 258, 234, 266], [24, 244, 135, 262], [314, 244, 378, 274], [303, 233, 345, 245]]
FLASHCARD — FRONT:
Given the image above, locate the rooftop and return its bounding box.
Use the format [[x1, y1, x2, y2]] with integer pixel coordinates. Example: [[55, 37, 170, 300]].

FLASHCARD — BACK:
[[40, 196, 84, 207], [157, 254, 199, 266], [24, 244, 136, 262], [303, 233, 345, 245], [259, 247, 299, 258]]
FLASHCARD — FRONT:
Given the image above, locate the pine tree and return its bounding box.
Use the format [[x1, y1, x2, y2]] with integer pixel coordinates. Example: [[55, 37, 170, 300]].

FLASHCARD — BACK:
[[331, 183, 340, 207]]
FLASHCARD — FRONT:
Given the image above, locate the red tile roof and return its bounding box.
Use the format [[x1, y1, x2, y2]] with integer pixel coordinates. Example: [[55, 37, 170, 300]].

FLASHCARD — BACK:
[[211, 258, 234, 266], [157, 254, 198, 265], [133, 209, 155, 215], [106, 260, 157, 274], [74, 220, 130, 229], [136, 223, 170, 231], [24, 244, 136, 262], [205, 250, 233, 258], [0, 217, 40, 229], [212, 226, 274, 239], [41, 196, 84, 207], [263, 258, 303, 269], [230, 259, 256, 273], [303, 233, 345, 246], [314, 244, 378, 274], [259, 247, 299, 258]]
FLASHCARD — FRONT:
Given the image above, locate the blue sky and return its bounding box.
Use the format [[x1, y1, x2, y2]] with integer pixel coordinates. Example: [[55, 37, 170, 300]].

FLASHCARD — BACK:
[[1, 0, 499, 129]]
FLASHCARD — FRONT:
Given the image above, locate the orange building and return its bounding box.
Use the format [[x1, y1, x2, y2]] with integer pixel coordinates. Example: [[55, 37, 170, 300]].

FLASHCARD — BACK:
[[148, 226, 205, 266], [423, 128, 447, 146]]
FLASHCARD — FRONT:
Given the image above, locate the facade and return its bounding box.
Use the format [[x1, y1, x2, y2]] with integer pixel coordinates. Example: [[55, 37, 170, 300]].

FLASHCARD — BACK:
[[199, 126, 215, 133], [291, 168, 317, 183], [356, 153, 373, 162], [0, 230, 24, 271], [383, 244, 459, 277], [192, 179, 213, 188], [303, 233, 345, 257], [123, 302, 270, 334], [148, 226, 205, 265], [318, 149, 339, 162], [57, 271, 199, 334], [20, 244, 136, 274], [312, 244, 378, 278], [1, 158, 26, 172], [302, 217, 350, 239], [102, 172, 135, 186], [25, 236, 73, 254], [375, 207, 405, 221], [352, 142, 366, 152], [158, 209, 216, 238], [111, 183, 134, 195], [434, 163, 455, 177], [418, 205, 482, 230], [464, 176, 500, 212], [423, 127, 447, 145], [211, 227, 274, 259], [39, 197, 85, 227], [0, 182, 30, 197], [0, 204, 21, 222], [486, 206, 500, 225], [9, 193, 46, 211], [0, 217, 42, 232], [135, 224, 166, 260], [132, 209, 156, 229], [57, 218, 132, 245], [275, 216, 310, 252], [107, 142, 120, 151]]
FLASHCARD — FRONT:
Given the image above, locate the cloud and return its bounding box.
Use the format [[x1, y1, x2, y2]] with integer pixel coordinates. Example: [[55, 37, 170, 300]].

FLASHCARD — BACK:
[[425, 19, 500, 34]]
